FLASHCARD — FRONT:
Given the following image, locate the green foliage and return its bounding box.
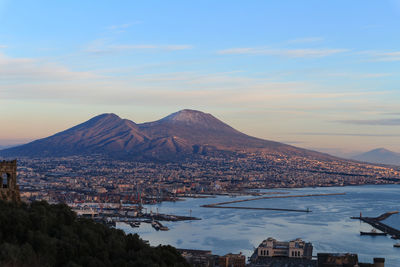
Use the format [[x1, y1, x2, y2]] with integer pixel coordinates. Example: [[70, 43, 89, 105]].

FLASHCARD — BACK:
[[0, 200, 189, 267]]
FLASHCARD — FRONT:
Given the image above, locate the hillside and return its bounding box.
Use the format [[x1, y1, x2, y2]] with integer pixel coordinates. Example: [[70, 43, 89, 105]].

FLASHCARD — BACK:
[[0, 200, 189, 267], [0, 109, 335, 161], [0, 114, 149, 158]]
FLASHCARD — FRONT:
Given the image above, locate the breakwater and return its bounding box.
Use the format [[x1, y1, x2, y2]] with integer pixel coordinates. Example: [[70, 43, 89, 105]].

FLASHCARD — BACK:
[[203, 192, 346, 207], [201, 192, 346, 212], [202, 205, 311, 212], [352, 211, 400, 239]]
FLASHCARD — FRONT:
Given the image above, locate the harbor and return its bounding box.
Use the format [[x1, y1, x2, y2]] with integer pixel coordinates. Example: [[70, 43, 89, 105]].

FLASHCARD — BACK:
[[71, 202, 200, 232], [119, 185, 400, 266]]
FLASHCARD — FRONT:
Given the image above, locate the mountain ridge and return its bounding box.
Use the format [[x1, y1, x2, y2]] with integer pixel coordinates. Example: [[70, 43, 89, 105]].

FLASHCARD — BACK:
[[353, 148, 400, 166], [0, 110, 340, 161]]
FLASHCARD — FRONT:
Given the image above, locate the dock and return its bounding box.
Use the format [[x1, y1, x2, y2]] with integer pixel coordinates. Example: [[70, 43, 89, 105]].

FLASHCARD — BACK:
[[352, 211, 400, 239], [201, 193, 346, 212]]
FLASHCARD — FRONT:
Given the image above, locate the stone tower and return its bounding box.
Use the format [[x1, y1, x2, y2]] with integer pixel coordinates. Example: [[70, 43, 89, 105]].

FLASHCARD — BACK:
[[0, 160, 21, 202]]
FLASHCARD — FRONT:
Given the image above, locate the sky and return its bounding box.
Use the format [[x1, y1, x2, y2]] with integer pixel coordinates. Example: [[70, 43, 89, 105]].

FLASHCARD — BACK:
[[0, 0, 399, 156]]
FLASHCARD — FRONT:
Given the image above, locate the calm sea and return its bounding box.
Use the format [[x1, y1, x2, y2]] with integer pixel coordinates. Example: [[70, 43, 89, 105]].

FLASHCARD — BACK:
[[118, 184, 400, 266]]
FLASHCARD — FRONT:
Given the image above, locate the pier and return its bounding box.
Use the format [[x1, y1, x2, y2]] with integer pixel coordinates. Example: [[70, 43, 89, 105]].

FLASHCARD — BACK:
[[201, 192, 346, 212], [352, 211, 400, 239], [179, 191, 289, 197], [202, 205, 311, 212]]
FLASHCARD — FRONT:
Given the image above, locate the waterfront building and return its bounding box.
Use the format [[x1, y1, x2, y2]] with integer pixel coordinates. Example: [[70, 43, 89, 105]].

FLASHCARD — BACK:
[[317, 253, 385, 267], [178, 249, 218, 267], [249, 249, 385, 267], [178, 249, 245, 267], [256, 237, 313, 260], [218, 253, 245, 267]]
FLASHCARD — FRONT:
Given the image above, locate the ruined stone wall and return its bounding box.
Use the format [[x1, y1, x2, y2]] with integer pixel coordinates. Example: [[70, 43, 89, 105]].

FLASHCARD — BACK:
[[0, 160, 21, 202]]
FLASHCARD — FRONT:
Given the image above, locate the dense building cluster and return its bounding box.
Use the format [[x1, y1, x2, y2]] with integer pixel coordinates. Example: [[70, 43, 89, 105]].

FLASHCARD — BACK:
[[9, 151, 400, 204]]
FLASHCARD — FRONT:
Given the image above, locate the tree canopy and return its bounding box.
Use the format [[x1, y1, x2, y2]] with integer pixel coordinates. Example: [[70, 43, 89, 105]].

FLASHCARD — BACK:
[[0, 200, 189, 267]]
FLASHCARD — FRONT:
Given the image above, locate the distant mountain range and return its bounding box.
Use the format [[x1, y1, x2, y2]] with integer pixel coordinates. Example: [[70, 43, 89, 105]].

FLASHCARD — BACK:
[[0, 109, 335, 161], [352, 148, 400, 166], [0, 144, 18, 150]]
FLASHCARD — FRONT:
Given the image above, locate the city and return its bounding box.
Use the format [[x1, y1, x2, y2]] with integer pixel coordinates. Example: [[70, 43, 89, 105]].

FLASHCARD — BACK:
[[15, 153, 400, 204]]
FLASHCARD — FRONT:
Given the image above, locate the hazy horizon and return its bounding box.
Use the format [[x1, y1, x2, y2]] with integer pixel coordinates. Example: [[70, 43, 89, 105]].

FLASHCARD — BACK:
[[1, 0, 400, 154]]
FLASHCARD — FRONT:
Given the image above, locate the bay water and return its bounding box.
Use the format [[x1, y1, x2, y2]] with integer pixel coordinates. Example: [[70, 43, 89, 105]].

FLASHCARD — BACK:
[[118, 184, 400, 266]]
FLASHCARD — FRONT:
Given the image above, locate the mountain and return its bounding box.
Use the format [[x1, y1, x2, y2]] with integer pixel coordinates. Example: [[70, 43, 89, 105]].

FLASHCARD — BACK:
[[139, 110, 330, 158], [0, 144, 20, 150], [353, 148, 400, 166], [0, 113, 150, 158], [140, 110, 281, 149], [0, 109, 337, 160]]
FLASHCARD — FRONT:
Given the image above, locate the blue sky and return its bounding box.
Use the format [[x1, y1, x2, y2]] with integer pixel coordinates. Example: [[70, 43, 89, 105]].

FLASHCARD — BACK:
[[0, 0, 399, 155]]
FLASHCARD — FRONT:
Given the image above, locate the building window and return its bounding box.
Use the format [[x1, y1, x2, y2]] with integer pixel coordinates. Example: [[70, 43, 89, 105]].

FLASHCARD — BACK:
[[1, 173, 8, 188]]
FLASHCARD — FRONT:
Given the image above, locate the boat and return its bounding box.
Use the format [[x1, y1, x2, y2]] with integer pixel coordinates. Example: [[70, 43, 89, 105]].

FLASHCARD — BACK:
[[151, 221, 160, 231], [104, 219, 116, 227], [394, 243, 400, 248], [360, 229, 386, 236], [129, 222, 140, 228], [151, 220, 169, 231]]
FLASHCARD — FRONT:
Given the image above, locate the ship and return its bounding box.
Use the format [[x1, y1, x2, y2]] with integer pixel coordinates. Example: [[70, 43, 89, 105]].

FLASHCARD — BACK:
[[394, 243, 400, 248], [360, 229, 386, 236]]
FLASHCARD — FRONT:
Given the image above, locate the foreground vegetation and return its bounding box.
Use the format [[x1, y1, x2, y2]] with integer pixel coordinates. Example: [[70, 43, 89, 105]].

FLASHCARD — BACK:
[[0, 200, 189, 267]]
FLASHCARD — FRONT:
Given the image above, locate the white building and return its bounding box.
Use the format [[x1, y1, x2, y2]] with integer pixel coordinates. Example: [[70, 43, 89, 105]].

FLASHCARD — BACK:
[[257, 237, 313, 260]]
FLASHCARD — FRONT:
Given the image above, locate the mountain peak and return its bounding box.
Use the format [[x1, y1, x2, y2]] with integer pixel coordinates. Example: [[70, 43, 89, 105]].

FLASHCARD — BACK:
[[92, 113, 121, 121], [161, 109, 213, 124], [353, 148, 400, 166], [69, 113, 123, 131], [154, 109, 241, 133], [370, 148, 392, 153]]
